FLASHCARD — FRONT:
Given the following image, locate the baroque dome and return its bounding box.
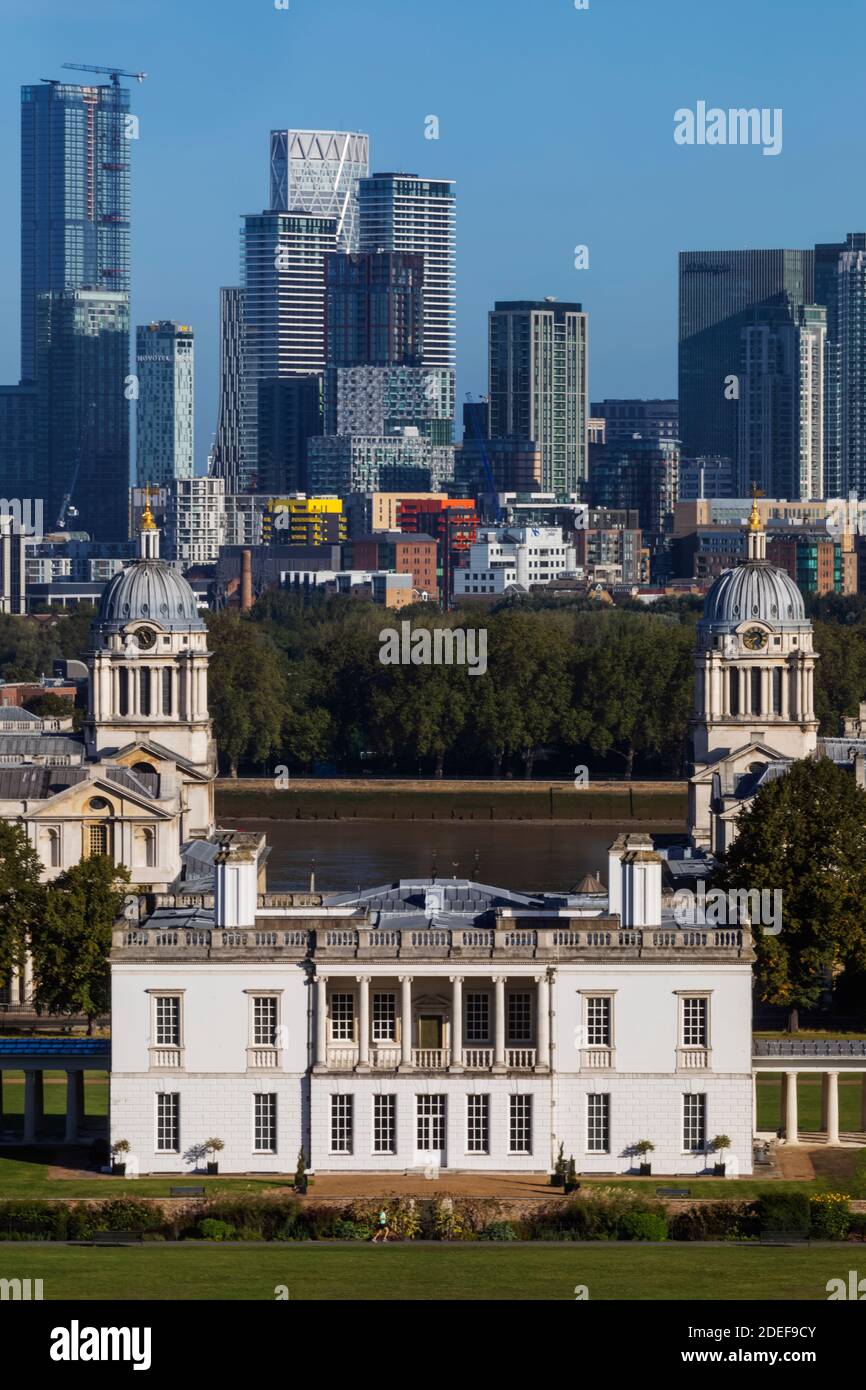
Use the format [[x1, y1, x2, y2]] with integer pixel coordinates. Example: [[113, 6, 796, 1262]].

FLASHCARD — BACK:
[[699, 560, 809, 638], [96, 558, 205, 634]]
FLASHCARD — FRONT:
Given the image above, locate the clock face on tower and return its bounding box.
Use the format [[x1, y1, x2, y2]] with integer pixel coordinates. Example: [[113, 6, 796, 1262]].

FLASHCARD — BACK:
[[742, 627, 768, 651], [133, 626, 157, 650]]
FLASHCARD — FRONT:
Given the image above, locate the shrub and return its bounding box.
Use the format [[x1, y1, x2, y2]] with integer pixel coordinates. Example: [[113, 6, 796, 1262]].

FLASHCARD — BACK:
[[616, 1210, 668, 1242], [199, 1218, 237, 1241], [332, 1219, 372, 1241], [89, 1199, 161, 1234], [202, 1198, 300, 1240], [810, 1194, 851, 1240], [669, 1201, 759, 1242], [847, 1212, 866, 1241], [0, 1202, 68, 1240], [479, 1221, 518, 1241], [757, 1191, 811, 1233]]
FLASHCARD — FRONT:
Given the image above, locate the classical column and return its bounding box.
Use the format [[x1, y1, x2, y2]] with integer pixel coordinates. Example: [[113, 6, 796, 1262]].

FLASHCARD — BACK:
[[65, 1070, 81, 1143], [821, 1073, 829, 1132], [826, 1071, 840, 1147], [752, 1074, 757, 1135], [535, 973, 551, 1072], [23, 952, 33, 1005], [785, 1070, 799, 1144], [399, 976, 414, 1071], [861, 1074, 866, 1135], [23, 1070, 38, 1142], [449, 976, 464, 1073], [171, 667, 179, 719], [313, 975, 328, 1073], [781, 664, 790, 720], [356, 975, 370, 1072], [8, 963, 20, 1006], [493, 976, 507, 1074], [760, 668, 770, 719]]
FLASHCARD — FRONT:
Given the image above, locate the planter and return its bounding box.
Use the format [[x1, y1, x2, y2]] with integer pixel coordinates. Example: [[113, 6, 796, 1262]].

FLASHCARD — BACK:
[[713, 1163, 726, 1177], [550, 1174, 565, 1188], [295, 1179, 308, 1195], [564, 1181, 580, 1195], [206, 1163, 219, 1176], [111, 1163, 126, 1177], [638, 1163, 652, 1177]]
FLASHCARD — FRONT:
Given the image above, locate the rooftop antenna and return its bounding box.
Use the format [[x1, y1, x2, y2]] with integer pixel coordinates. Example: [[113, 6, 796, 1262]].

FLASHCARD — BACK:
[[309, 857, 316, 893], [431, 851, 438, 883]]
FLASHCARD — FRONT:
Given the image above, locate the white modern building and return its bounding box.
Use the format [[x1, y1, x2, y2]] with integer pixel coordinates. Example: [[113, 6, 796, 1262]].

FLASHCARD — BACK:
[[269, 130, 369, 253], [453, 526, 577, 597], [358, 173, 456, 371], [135, 322, 195, 486], [163, 477, 226, 567], [109, 832, 755, 1175]]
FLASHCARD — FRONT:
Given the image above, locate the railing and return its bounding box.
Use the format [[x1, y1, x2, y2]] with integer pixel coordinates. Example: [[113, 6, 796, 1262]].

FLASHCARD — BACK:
[[581, 1048, 613, 1069], [409, 931, 451, 949], [677, 1047, 709, 1069], [461, 930, 494, 948], [463, 1047, 493, 1069], [115, 923, 749, 957], [370, 1047, 401, 1070], [247, 1047, 280, 1069], [413, 1048, 450, 1069], [507, 1048, 537, 1070], [327, 1047, 358, 1070], [149, 1047, 183, 1069]]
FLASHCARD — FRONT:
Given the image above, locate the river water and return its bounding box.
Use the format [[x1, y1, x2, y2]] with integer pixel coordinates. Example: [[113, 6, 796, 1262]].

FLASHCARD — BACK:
[[218, 818, 683, 894]]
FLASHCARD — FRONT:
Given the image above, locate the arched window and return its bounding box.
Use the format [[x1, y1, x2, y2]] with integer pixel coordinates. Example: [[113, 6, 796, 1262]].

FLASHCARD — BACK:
[[41, 826, 60, 868], [772, 668, 783, 715], [139, 667, 151, 717], [162, 667, 173, 715], [729, 668, 740, 715], [751, 668, 762, 716], [135, 826, 156, 868]]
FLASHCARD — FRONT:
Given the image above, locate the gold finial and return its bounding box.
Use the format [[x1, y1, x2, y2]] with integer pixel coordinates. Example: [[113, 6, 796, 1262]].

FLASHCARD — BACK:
[[141, 483, 157, 533], [748, 483, 763, 532]]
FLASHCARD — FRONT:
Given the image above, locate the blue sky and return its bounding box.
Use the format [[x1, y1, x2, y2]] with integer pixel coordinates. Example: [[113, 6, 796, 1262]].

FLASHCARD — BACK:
[[0, 0, 864, 470]]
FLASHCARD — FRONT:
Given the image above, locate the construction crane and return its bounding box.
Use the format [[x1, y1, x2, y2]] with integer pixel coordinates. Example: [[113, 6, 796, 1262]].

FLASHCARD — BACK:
[[61, 63, 147, 86]]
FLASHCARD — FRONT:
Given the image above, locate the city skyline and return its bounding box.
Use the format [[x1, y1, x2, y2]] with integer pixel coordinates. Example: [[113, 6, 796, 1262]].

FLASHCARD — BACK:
[[0, 0, 863, 472]]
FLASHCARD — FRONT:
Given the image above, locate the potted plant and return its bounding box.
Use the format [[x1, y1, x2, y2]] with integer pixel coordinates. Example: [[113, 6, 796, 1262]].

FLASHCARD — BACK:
[[634, 1140, 655, 1176], [205, 1138, 224, 1176], [111, 1139, 130, 1176], [294, 1147, 308, 1195], [551, 1141, 567, 1188], [564, 1156, 579, 1194], [711, 1134, 731, 1177]]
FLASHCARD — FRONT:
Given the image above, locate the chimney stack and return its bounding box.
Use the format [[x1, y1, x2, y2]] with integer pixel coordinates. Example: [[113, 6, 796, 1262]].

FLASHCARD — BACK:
[[240, 549, 253, 612]]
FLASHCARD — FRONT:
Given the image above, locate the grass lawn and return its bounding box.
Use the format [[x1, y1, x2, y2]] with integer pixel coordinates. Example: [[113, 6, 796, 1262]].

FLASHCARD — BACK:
[[0, 1243, 853, 1301], [0, 1071, 107, 1141]]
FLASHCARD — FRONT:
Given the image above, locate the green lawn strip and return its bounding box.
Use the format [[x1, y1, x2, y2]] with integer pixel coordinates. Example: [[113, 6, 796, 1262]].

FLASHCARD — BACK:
[[756, 1075, 862, 1133], [1, 1072, 108, 1118], [0, 1244, 852, 1301], [0, 1154, 295, 1198]]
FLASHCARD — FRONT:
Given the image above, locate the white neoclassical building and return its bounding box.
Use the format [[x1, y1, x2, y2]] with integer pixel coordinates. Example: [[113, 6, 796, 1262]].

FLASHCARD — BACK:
[[0, 504, 216, 1010], [109, 833, 756, 1176], [0, 503, 215, 896]]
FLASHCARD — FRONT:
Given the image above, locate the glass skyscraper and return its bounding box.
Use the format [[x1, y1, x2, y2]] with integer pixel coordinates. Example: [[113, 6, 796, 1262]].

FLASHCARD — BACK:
[[241, 211, 337, 477], [269, 130, 369, 252], [211, 287, 247, 492], [489, 299, 589, 493], [135, 322, 195, 487], [678, 250, 814, 466], [35, 289, 130, 542], [21, 80, 131, 382], [358, 173, 456, 373]]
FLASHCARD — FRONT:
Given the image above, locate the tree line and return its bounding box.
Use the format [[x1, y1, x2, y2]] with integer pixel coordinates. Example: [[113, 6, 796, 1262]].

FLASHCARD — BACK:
[[205, 591, 866, 779]]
